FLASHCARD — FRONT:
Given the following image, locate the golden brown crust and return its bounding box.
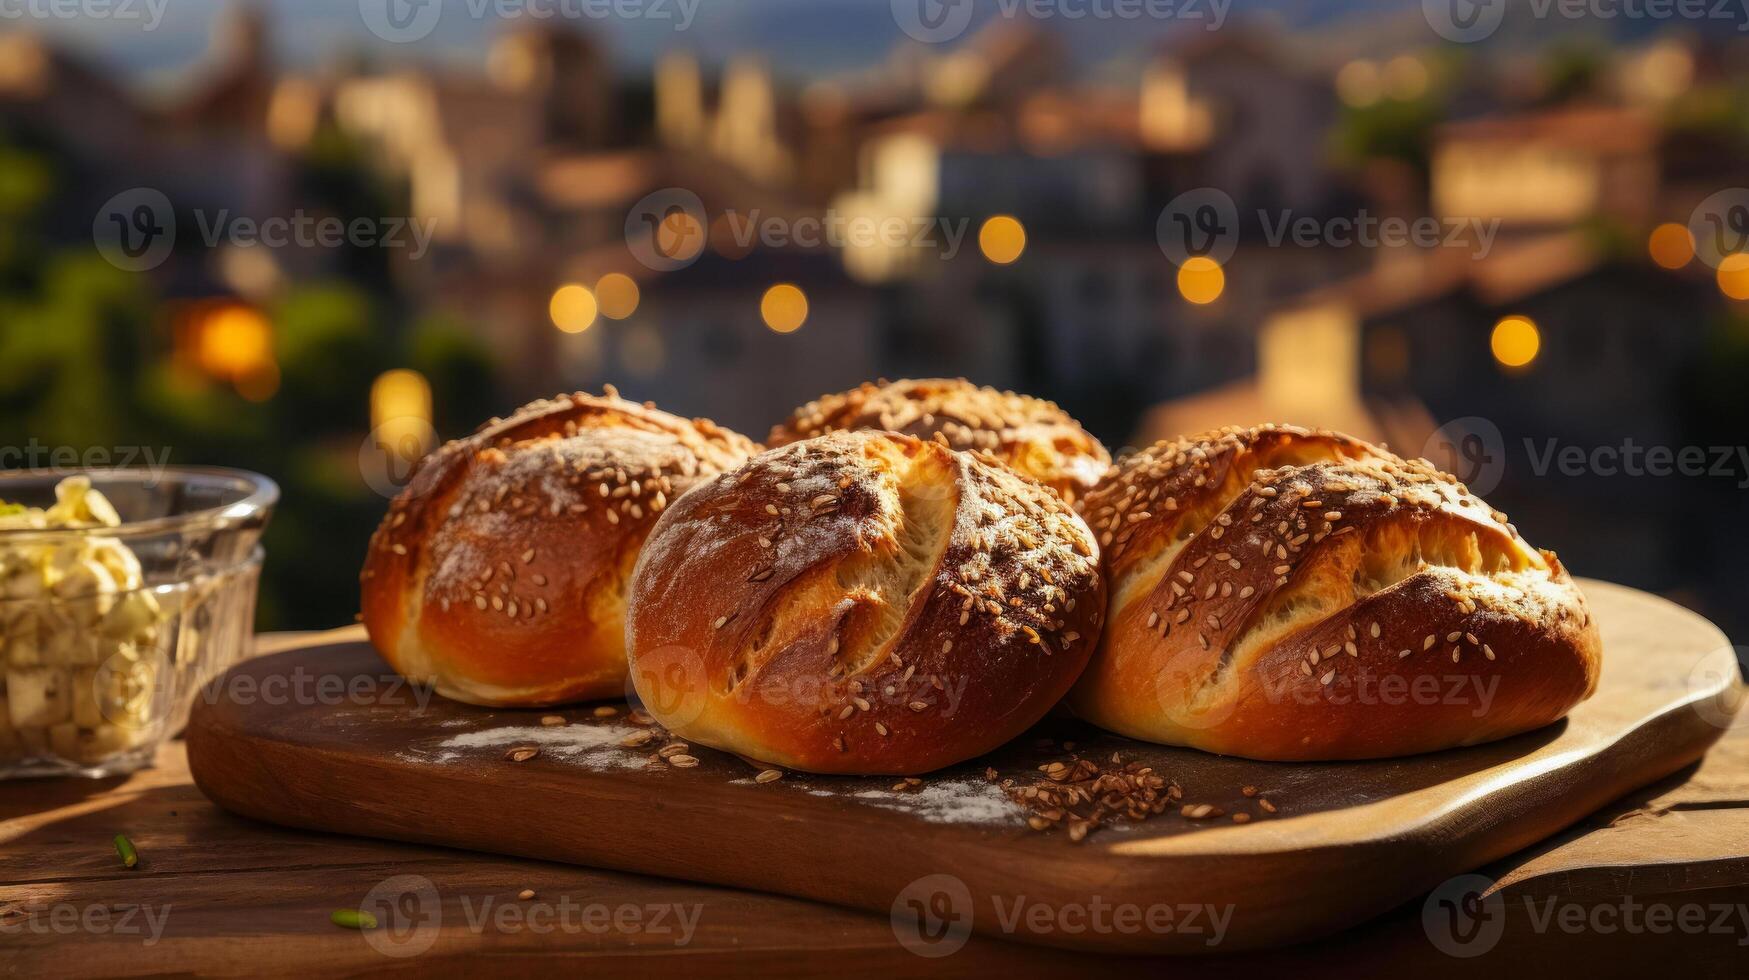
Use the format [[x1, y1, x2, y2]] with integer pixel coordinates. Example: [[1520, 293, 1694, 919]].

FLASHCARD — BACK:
[[1070, 426, 1602, 760], [768, 378, 1110, 503], [360, 388, 757, 706], [625, 430, 1106, 775]]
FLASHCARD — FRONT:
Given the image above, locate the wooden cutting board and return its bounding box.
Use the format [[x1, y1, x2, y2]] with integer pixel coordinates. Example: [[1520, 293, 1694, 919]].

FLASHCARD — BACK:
[[186, 580, 1743, 955]]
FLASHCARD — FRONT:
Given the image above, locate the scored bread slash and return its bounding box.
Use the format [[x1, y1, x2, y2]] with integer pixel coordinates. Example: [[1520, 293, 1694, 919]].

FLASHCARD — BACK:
[[621, 427, 1106, 776], [504, 745, 540, 763], [1069, 423, 1602, 762]]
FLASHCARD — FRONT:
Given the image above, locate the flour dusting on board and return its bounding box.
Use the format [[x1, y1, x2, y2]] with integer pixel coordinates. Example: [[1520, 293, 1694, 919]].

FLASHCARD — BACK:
[[402, 718, 1024, 824], [850, 777, 1025, 825], [400, 723, 644, 769]]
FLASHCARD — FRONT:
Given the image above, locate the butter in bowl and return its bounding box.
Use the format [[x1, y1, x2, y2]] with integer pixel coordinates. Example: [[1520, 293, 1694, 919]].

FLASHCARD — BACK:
[[0, 467, 276, 778]]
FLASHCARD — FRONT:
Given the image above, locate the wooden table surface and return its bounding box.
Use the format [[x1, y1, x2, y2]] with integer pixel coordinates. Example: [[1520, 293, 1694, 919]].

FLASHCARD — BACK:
[[3, 638, 1747, 978]]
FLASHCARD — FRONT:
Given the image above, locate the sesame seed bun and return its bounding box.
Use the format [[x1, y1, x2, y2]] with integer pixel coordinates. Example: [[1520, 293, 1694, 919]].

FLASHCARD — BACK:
[[625, 430, 1106, 775], [360, 389, 757, 707], [768, 378, 1110, 504], [1070, 424, 1602, 760]]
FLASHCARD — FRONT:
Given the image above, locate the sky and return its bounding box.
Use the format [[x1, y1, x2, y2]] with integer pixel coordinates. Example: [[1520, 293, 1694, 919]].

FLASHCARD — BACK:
[[7, 0, 1407, 88], [6, 0, 1721, 95]]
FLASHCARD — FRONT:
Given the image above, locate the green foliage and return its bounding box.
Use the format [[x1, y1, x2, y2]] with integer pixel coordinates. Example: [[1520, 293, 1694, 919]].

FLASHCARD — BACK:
[[1332, 96, 1441, 176], [1541, 39, 1607, 105], [0, 127, 499, 631], [408, 314, 498, 435], [1683, 314, 1749, 448], [0, 254, 155, 450], [1664, 83, 1749, 145], [269, 283, 393, 426]]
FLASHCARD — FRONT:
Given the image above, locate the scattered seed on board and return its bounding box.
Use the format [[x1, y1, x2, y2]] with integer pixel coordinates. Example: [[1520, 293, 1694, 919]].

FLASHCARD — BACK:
[[505, 746, 540, 762]]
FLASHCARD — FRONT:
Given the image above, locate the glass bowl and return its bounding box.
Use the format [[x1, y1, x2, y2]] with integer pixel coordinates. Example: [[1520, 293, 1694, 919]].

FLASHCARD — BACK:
[[0, 467, 277, 778]]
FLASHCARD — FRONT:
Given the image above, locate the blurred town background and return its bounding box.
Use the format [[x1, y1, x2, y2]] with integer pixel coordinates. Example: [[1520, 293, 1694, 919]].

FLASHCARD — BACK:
[[1, 0, 1747, 641]]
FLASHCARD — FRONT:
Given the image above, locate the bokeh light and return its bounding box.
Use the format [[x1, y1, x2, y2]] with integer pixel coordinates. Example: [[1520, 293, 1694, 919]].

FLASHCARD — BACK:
[[1381, 56, 1428, 100], [761, 283, 808, 333], [1336, 60, 1381, 108], [549, 284, 598, 333], [197, 305, 274, 381], [1648, 223, 1695, 270], [370, 368, 433, 451], [1719, 253, 1749, 301], [1490, 315, 1541, 370], [978, 215, 1026, 265], [1176, 256, 1225, 305], [595, 273, 641, 320]]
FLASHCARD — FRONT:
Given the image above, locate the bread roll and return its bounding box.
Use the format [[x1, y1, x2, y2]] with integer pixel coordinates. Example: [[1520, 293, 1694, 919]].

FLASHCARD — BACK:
[[1070, 425, 1601, 760], [361, 389, 756, 706], [768, 378, 1110, 503], [625, 430, 1105, 774]]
